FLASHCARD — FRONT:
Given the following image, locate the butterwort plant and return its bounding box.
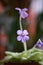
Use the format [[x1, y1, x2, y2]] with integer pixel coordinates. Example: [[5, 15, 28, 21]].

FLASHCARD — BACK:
[[0, 8, 43, 65], [15, 8, 29, 52]]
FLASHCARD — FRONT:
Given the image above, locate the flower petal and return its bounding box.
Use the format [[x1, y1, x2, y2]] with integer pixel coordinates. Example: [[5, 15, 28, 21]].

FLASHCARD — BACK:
[[36, 39, 43, 48], [22, 8, 28, 11], [24, 11, 28, 18], [21, 36, 29, 43], [17, 30, 22, 35], [36, 39, 43, 45], [36, 44, 42, 48], [23, 30, 29, 35], [24, 36, 29, 40], [15, 8, 21, 12], [20, 11, 28, 19], [17, 36, 22, 41], [21, 38, 26, 43]]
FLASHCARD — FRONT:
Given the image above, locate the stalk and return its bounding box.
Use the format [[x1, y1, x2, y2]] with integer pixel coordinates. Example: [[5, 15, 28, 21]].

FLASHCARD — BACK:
[[19, 16, 27, 52]]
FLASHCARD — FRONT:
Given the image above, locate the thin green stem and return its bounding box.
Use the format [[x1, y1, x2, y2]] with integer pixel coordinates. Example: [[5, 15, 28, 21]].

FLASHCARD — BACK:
[[19, 16, 27, 52], [19, 16, 22, 30], [23, 42, 27, 52]]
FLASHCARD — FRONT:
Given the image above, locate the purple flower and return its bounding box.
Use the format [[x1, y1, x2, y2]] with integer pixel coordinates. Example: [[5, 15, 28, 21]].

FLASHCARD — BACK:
[[36, 39, 43, 48], [15, 8, 28, 19], [17, 30, 29, 43]]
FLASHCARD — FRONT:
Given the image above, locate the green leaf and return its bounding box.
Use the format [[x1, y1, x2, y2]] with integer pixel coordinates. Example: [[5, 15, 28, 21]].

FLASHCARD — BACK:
[[0, 48, 43, 65]]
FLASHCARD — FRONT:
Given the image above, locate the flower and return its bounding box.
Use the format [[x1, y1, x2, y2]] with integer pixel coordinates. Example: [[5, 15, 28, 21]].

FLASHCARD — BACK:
[[15, 8, 28, 19], [17, 30, 29, 43], [36, 39, 43, 48]]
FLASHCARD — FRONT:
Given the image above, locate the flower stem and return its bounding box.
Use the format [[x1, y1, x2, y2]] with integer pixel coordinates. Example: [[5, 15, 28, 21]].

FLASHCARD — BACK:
[[23, 42, 27, 52], [19, 16, 22, 30], [19, 16, 27, 52]]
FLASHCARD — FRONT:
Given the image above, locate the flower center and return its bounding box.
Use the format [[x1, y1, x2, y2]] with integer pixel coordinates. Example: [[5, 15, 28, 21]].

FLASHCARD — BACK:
[[21, 33, 25, 37]]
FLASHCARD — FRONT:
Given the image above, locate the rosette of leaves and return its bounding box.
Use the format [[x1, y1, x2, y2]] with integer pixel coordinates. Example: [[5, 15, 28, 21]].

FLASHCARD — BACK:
[[0, 47, 43, 65]]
